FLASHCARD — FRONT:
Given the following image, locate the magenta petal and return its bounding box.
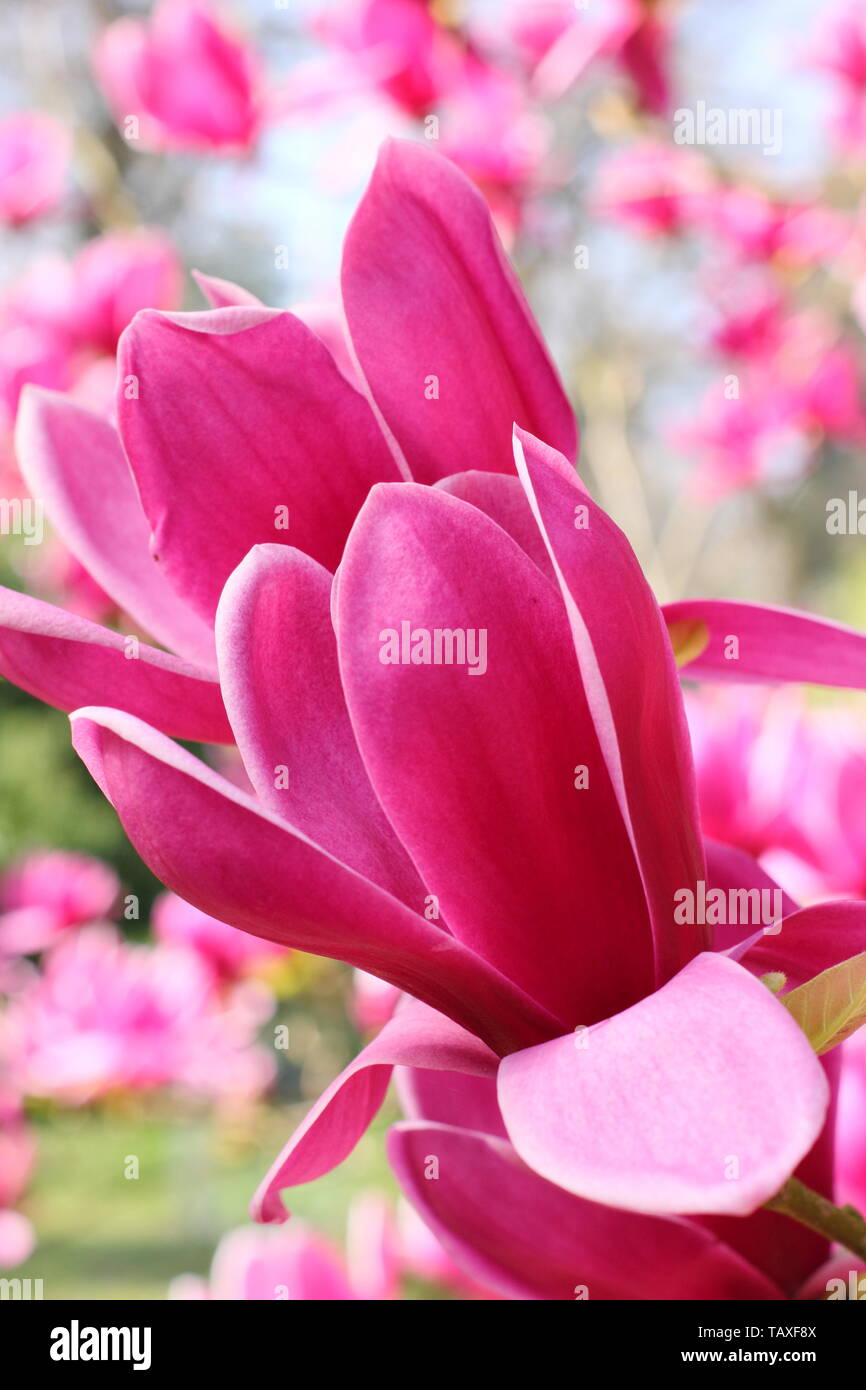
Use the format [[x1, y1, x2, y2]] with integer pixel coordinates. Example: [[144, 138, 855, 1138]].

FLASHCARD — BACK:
[[514, 428, 707, 983], [704, 839, 798, 953], [434, 471, 556, 582], [664, 597, 866, 687], [70, 708, 557, 1055], [0, 589, 230, 742], [341, 139, 576, 483], [251, 1002, 497, 1223], [498, 952, 829, 1216], [336, 481, 654, 1028], [740, 900, 866, 990], [117, 306, 400, 619], [396, 1066, 508, 1139], [16, 388, 215, 668], [215, 544, 423, 905], [388, 1123, 783, 1300]]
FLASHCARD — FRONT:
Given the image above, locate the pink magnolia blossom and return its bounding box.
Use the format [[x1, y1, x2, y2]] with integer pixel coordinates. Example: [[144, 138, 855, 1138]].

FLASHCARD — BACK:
[[314, 0, 470, 119], [701, 186, 849, 268], [528, 0, 671, 114], [689, 687, 866, 902], [837, 1032, 866, 1217], [807, 0, 866, 153], [0, 111, 70, 227], [675, 308, 866, 492], [592, 139, 713, 238], [5, 230, 181, 357], [169, 1192, 399, 1300], [3, 924, 275, 1105], [0, 1210, 36, 1269], [7, 139, 866, 1298], [152, 891, 288, 982], [0, 849, 119, 956], [94, 0, 263, 153], [169, 1221, 363, 1301]]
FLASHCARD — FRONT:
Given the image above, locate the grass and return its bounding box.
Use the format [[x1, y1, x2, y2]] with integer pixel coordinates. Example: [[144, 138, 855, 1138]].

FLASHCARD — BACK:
[[14, 1103, 398, 1300]]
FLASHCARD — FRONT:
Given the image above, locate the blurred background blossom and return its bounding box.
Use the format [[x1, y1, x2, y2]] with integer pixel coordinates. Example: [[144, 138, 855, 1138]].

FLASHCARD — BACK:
[[1, 0, 866, 1297]]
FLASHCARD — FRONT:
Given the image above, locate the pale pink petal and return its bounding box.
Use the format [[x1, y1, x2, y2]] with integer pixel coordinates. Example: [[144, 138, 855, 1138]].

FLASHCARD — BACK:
[[16, 388, 214, 667], [498, 952, 829, 1216]]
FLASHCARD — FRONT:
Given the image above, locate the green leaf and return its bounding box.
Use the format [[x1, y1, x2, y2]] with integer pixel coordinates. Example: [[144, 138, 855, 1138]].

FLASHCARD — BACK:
[[782, 951, 866, 1055]]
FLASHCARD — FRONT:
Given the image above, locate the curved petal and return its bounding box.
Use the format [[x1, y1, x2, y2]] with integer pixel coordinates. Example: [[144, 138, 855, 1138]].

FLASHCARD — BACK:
[[388, 1122, 783, 1300], [116, 306, 400, 620], [704, 839, 798, 954], [434, 471, 556, 582], [15, 388, 215, 668], [665, 598, 866, 688], [215, 544, 424, 906], [498, 952, 829, 1217], [192, 269, 263, 308], [70, 707, 558, 1056], [514, 428, 707, 984], [336, 481, 653, 1028], [395, 1066, 508, 1139], [341, 138, 576, 484], [740, 901, 866, 990], [251, 1001, 497, 1223], [0, 588, 230, 742]]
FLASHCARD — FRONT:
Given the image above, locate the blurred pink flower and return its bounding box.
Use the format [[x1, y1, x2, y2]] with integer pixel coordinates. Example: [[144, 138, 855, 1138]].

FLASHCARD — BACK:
[[0, 1211, 36, 1269], [94, 0, 263, 153], [352, 968, 400, 1035], [4, 924, 275, 1105], [0, 111, 70, 227], [152, 891, 288, 982], [836, 1033, 866, 1216], [529, 0, 671, 114], [808, 0, 866, 153], [169, 1221, 360, 1300], [675, 310, 866, 492], [0, 850, 119, 956], [702, 186, 849, 267], [314, 0, 469, 118], [64, 231, 182, 355], [170, 1194, 399, 1300], [593, 139, 713, 237]]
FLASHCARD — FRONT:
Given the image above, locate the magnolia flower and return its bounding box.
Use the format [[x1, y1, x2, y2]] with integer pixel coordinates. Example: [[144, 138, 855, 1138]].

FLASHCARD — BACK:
[[689, 688, 866, 903], [592, 139, 713, 238], [0, 850, 119, 956], [526, 0, 671, 114], [169, 1191, 494, 1300], [152, 891, 288, 983], [807, 0, 866, 153], [3, 924, 275, 1105], [94, 0, 263, 153], [8, 138, 866, 1298], [0, 111, 70, 227]]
